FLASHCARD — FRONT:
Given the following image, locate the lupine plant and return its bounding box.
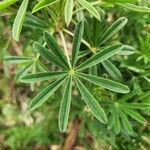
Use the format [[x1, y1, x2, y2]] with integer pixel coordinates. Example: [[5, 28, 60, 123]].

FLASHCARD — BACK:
[[1, 0, 150, 149], [18, 22, 131, 131]]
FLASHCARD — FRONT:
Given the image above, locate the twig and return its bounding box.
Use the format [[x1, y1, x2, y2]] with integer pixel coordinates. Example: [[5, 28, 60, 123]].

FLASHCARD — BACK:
[[63, 119, 81, 150]]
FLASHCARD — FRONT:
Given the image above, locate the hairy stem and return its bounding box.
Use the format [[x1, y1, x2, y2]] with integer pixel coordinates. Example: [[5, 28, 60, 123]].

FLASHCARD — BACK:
[[63, 28, 92, 50]]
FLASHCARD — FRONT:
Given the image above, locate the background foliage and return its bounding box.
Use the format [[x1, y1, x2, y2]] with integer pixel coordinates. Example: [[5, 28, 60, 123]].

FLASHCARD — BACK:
[[0, 0, 150, 150]]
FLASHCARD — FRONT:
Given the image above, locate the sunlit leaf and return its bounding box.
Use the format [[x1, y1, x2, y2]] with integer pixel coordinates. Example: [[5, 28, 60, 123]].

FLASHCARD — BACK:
[[0, 0, 17, 10], [12, 0, 29, 41], [32, 0, 59, 13], [64, 0, 73, 26], [77, 0, 100, 20]]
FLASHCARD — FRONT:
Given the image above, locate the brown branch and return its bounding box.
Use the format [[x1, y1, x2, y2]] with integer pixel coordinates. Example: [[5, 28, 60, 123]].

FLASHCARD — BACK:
[[63, 119, 81, 150]]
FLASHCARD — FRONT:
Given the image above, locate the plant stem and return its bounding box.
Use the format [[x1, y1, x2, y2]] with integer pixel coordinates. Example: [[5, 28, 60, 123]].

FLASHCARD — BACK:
[[63, 28, 92, 50], [59, 31, 72, 68]]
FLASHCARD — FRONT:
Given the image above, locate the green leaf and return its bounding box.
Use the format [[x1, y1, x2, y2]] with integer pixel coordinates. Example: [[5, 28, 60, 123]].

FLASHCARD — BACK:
[[125, 103, 150, 110], [76, 3, 84, 22], [99, 17, 128, 45], [108, 111, 115, 129], [36, 61, 49, 72], [119, 110, 133, 134], [78, 51, 90, 59], [122, 106, 145, 124], [33, 42, 68, 70], [118, 3, 150, 13], [3, 55, 32, 64], [118, 45, 135, 55], [89, 65, 97, 76], [102, 60, 123, 81], [29, 77, 66, 111], [75, 77, 107, 124], [104, 0, 137, 4], [32, 0, 59, 13], [20, 71, 67, 83], [77, 44, 124, 71], [71, 21, 84, 67], [15, 62, 33, 80], [12, 0, 29, 41], [118, 89, 138, 102], [59, 76, 72, 132], [114, 108, 120, 134], [64, 0, 73, 27], [0, 0, 17, 10], [77, 73, 130, 94], [44, 31, 69, 69], [24, 13, 47, 29], [77, 0, 100, 20]]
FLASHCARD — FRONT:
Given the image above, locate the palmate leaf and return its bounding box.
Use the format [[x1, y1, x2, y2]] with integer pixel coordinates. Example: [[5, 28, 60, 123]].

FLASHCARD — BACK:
[[29, 77, 66, 111], [0, 0, 17, 10], [102, 60, 123, 81], [77, 73, 130, 94], [122, 106, 145, 124], [75, 77, 107, 124], [59, 76, 72, 132], [72, 21, 84, 67], [64, 0, 73, 27], [3, 56, 33, 64], [12, 0, 29, 41], [44, 31, 69, 69], [77, 44, 124, 71], [77, 0, 100, 21], [119, 110, 133, 134], [98, 17, 128, 46], [33, 42, 68, 70], [20, 71, 67, 83], [32, 0, 59, 13]]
